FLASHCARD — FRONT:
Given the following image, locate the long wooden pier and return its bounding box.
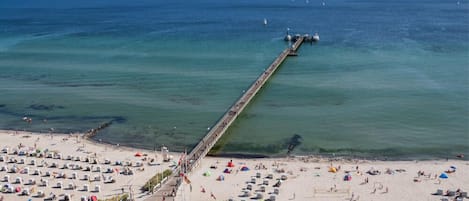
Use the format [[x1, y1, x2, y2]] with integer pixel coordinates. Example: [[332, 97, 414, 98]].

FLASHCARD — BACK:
[[145, 37, 306, 201], [186, 36, 305, 171]]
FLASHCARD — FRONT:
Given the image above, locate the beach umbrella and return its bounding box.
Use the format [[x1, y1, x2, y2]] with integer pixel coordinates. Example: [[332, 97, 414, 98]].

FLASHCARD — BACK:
[[223, 168, 231, 174], [90, 195, 98, 201], [134, 152, 142, 157], [203, 171, 211, 176], [439, 173, 448, 179], [241, 166, 250, 171]]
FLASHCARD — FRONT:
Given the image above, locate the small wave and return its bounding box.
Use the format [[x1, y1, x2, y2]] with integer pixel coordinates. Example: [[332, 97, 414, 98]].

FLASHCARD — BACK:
[[0, 30, 82, 52]]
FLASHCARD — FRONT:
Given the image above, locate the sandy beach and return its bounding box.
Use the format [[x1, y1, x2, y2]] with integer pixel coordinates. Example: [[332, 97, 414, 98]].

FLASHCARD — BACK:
[[1, 130, 467, 201], [0, 130, 180, 201], [177, 157, 468, 201]]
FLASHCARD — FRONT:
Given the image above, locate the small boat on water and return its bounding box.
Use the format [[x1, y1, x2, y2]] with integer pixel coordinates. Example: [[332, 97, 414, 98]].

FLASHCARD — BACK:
[[263, 18, 268, 26], [312, 32, 320, 41]]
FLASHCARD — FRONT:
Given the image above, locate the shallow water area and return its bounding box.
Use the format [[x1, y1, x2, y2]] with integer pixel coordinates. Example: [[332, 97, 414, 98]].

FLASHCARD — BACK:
[[0, 0, 468, 159]]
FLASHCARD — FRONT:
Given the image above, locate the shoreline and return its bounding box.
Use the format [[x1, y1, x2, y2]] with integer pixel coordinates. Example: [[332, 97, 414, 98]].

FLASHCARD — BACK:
[[2, 129, 466, 162], [0, 129, 180, 156], [209, 152, 468, 162]]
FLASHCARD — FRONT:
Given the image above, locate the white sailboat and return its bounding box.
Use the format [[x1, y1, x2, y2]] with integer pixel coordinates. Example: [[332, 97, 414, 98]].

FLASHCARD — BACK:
[[263, 18, 268, 26]]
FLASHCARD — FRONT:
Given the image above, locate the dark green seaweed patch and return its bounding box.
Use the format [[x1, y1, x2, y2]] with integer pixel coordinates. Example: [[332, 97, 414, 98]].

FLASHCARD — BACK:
[[28, 104, 65, 111], [286, 134, 303, 155]]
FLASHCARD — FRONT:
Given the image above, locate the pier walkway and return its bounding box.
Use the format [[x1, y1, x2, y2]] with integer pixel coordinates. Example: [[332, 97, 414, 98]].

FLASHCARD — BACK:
[[144, 37, 306, 201], [186, 36, 305, 172]]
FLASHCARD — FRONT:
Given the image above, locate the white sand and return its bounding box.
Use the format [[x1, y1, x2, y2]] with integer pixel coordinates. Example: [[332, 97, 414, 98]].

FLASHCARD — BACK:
[[177, 157, 468, 201], [0, 130, 180, 201], [2, 130, 467, 201]]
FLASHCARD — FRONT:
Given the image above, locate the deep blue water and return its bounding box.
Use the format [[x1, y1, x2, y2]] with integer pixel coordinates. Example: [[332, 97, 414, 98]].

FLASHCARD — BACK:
[[0, 0, 468, 159]]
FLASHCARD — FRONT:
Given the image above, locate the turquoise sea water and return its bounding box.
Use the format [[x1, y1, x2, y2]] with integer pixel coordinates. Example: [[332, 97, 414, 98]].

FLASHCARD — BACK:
[[0, 0, 468, 159]]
